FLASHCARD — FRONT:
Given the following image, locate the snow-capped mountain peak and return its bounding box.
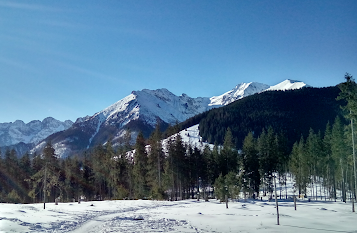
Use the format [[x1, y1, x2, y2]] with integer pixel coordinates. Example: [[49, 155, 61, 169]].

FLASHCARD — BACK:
[[266, 79, 309, 91], [74, 88, 212, 151], [209, 82, 270, 106]]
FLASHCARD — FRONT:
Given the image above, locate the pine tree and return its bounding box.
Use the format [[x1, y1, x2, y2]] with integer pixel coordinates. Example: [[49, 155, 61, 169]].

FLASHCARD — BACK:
[[82, 152, 95, 200], [115, 146, 131, 199], [323, 122, 337, 200], [133, 132, 148, 199], [220, 128, 237, 176], [258, 127, 279, 196], [172, 134, 186, 200], [91, 144, 109, 200], [147, 124, 165, 199], [289, 136, 309, 196], [3, 149, 20, 199], [63, 156, 83, 202], [337, 73, 357, 200], [106, 141, 118, 199], [242, 132, 260, 197], [19, 152, 32, 203], [331, 117, 349, 202], [164, 133, 186, 200], [28, 142, 61, 207], [202, 144, 213, 199]]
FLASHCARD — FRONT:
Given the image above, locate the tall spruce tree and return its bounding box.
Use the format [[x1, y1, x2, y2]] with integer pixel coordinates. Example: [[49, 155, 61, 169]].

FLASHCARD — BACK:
[[331, 117, 348, 202], [242, 132, 260, 197], [258, 127, 279, 196], [323, 122, 337, 200], [290, 136, 309, 196], [147, 124, 165, 199], [220, 128, 237, 176], [337, 73, 357, 200], [133, 132, 148, 199], [28, 142, 61, 206]]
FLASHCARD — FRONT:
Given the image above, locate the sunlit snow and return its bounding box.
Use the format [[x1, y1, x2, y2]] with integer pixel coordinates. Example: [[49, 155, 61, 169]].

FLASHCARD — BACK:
[[1, 175, 355, 233]]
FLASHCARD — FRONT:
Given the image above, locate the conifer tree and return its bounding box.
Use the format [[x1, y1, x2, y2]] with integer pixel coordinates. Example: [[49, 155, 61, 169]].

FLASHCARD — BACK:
[[289, 136, 309, 196], [147, 124, 165, 199], [133, 132, 148, 199], [258, 127, 279, 196], [63, 156, 82, 201], [331, 117, 348, 202], [164, 133, 186, 200], [91, 144, 109, 199], [172, 134, 186, 200], [19, 152, 32, 203], [82, 152, 95, 200], [211, 143, 221, 182], [337, 73, 357, 200], [3, 149, 20, 197], [305, 128, 318, 199], [220, 128, 237, 176], [105, 141, 118, 199], [28, 142, 61, 206], [242, 132, 260, 197], [202, 144, 213, 198], [115, 146, 131, 199], [323, 122, 337, 200]]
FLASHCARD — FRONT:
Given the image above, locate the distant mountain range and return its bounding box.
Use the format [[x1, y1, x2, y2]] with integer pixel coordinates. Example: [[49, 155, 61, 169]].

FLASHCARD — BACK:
[[0, 117, 73, 147], [0, 79, 308, 157]]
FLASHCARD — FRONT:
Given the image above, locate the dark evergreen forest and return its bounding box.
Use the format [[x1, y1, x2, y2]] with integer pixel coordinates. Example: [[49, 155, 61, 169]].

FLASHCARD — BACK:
[[198, 86, 346, 148]]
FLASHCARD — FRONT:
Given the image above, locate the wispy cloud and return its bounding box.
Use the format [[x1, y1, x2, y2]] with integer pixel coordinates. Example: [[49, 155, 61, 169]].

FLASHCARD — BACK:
[[0, 1, 60, 11], [0, 56, 41, 75]]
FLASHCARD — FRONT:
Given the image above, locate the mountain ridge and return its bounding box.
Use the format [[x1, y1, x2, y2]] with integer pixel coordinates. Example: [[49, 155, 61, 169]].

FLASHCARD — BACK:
[[0, 117, 73, 147], [3, 79, 309, 157]]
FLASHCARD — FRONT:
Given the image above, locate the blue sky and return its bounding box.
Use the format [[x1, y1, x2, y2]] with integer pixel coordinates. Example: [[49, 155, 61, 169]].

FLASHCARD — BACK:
[[1, 0, 356, 123]]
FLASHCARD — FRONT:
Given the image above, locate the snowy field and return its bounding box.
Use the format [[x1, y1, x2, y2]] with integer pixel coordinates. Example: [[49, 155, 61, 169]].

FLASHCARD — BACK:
[[1, 197, 356, 233]]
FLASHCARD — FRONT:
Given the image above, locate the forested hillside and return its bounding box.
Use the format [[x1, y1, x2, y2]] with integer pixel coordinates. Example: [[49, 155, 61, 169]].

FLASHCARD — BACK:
[[198, 86, 346, 148]]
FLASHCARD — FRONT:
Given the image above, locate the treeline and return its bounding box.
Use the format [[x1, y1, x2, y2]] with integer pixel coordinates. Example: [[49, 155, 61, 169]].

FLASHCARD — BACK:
[[0, 124, 288, 203]]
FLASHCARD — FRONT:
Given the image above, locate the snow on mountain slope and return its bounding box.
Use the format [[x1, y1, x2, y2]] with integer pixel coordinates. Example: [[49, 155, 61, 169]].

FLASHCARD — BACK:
[[0, 117, 73, 147], [126, 124, 213, 159], [209, 82, 270, 106], [79, 89, 212, 147], [136, 89, 211, 125], [163, 124, 213, 151], [95, 88, 211, 127], [266, 79, 309, 91]]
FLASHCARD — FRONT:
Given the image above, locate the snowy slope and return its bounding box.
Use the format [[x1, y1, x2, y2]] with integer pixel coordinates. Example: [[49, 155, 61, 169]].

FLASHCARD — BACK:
[[209, 80, 308, 106], [162, 124, 213, 152], [0, 117, 73, 147], [127, 124, 213, 159], [266, 79, 309, 91], [94, 88, 211, 129], [80, 89, 211, 146]]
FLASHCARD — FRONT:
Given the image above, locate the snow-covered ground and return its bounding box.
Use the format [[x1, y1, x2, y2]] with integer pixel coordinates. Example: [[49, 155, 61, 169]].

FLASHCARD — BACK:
[[1, 196, 356, 233]]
